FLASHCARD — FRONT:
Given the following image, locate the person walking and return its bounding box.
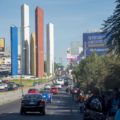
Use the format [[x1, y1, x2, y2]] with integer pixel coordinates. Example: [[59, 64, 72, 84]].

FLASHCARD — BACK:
[[106, 88, 120, 120], [83, 88, 106, 120]]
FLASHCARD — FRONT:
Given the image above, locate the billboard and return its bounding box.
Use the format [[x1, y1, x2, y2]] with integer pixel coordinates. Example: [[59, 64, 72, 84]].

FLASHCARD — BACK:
[[83, 32, 108, 57], [0, 38, 5, 52], [66, 47, 80, 62]]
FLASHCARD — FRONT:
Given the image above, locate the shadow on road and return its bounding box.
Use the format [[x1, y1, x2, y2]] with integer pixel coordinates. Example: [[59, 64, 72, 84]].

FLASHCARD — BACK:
[[0, 112, 83, 120]]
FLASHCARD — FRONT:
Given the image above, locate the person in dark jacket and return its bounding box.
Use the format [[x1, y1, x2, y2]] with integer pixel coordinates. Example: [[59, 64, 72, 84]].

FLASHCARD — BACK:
[[84, 88, 106, 120], [106, 88, 120, 120]]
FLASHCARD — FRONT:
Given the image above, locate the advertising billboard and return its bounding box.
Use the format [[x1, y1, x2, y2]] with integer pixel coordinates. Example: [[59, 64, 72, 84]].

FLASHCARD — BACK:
[[0, 38, 5, 52], [83, 32, 108, 57]]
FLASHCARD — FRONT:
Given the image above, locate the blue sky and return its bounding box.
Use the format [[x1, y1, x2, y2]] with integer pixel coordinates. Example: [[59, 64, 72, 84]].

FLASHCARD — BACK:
[[0, 0, 115, 65]]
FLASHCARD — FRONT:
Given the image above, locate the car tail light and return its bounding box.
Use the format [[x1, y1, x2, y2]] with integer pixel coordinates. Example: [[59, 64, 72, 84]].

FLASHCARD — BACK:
[[40, 100, 45, 105]]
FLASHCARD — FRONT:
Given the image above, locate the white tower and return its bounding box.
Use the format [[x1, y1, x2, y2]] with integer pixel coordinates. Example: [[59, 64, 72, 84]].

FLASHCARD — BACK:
[[21, 4, 30, 75], [46, 23, 54, 76]]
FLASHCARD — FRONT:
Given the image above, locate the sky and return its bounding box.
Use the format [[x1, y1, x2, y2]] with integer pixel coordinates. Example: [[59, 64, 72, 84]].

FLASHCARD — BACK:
[[0, 0, 115, 65]]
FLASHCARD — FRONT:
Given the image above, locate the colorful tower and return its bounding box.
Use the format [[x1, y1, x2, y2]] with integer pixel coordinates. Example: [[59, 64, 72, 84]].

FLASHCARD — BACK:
[[46, 23, 54, 76], [10, 26, 18, 75], [35, 7, 44, 78], [21, 4, 30, 75], [30, 33, 36, 76]]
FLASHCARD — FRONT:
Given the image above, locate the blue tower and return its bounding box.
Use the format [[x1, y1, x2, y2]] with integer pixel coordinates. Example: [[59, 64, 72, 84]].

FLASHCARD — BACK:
[[11, 26, 18, 76]]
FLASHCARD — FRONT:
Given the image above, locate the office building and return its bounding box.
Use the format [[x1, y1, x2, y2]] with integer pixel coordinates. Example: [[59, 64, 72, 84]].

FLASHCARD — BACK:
[[10, 26, 18, 75], [46, 23, 54, 76], [35, 7, 44, 78], [21, 4, 30, 75]]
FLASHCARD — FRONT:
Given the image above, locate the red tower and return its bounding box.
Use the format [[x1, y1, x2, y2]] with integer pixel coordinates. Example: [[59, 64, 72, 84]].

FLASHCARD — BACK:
[[35, 7, 44, 78]]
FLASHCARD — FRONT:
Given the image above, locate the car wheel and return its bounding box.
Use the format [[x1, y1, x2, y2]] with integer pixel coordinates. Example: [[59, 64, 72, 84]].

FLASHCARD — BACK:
[[41, 108, 46, 115], [20, 108, 25, 115]]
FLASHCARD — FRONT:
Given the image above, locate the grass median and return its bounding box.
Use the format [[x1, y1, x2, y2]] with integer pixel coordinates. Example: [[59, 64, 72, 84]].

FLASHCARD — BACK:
[[11, 78, 48, 87]]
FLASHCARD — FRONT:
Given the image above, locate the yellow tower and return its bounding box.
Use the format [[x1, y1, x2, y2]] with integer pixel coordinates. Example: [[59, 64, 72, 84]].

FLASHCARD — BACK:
[[30, 33, 36, 76]]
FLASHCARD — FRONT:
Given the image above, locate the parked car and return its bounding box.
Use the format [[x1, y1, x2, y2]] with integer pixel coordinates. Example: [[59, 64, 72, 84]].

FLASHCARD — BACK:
[[50, 87, 59, 94], [0, 83, 7, 91], [28, 88, 40, 94], [7, 82, 18, 91], [40, 90, 52, 103], [20, 94, 46, 115]]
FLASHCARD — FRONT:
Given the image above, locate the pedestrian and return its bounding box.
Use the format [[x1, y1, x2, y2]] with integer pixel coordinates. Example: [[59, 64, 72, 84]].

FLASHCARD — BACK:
[[78, 91, 85, 113], [83, 87, 106, 120], [114, 108, 120, 120], [106, 88, 120, 120]]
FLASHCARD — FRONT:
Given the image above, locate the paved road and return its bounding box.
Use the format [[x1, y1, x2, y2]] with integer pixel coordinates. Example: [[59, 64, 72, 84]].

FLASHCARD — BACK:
[[0, 87, 83, 120]]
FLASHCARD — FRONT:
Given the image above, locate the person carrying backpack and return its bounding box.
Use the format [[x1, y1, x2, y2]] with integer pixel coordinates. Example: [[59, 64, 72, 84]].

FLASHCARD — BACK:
[[106, 88, 120, 120], [114, 109, 120, 120], [83, 88, 106, 120]]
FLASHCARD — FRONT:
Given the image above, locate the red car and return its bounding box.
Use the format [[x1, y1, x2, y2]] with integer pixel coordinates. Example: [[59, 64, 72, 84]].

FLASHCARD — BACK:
[[50, 87, 59, 94], [28, 88, 40, 94]]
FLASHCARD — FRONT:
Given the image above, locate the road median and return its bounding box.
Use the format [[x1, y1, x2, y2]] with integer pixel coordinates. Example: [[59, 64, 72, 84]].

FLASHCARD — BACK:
[[0, 77, 54, 106]]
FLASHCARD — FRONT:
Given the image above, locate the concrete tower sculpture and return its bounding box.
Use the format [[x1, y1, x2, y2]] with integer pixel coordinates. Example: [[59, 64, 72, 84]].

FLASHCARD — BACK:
[[11, 26, 18, 76], [46, 23, 54, 76], [30, 33, 36, 76], [21, 4, 30, 75], [35, 7, 44, 78]]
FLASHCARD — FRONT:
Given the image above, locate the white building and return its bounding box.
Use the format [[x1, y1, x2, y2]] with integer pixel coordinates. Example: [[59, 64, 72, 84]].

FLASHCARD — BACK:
[[21, 4, 30, 75], [46, 23, 54, 76]]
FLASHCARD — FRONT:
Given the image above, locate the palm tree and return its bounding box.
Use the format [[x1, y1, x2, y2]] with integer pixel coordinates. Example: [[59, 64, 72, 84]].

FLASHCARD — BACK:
[[102, 0, 120, 55]]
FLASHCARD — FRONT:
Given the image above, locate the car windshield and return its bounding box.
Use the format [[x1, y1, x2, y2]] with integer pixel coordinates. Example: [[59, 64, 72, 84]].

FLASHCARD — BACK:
[[23, 94, 42, 100]]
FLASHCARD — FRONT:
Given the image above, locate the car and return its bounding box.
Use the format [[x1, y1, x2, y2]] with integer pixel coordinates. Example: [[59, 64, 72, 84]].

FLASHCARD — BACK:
[[7, 82, 19, 90], [55, 78, 64, 85], [44, 84, 51, 90], [40, 90, 52, 103], [20, 94, 46, 115], [50, 87, 59, 94], [71, 87, 80, 94], [28, 88, 40, 94], [53, 83, 62, 89], [0, 83, 7, 91]]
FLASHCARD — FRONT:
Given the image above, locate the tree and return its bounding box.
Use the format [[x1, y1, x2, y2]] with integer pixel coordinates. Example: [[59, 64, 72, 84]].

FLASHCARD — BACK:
[[102, 0, 120, 55]]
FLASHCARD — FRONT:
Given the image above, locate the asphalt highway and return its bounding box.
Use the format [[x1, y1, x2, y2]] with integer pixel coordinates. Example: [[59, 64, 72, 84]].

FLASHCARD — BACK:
[[0, 87, 83, 120]]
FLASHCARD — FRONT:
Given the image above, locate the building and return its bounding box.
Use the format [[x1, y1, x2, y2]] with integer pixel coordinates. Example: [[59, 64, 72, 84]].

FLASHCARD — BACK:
[[0, 38, 5, 55], [21, 4, 30, 75], [70, 41, 82, 55], [67, 41, 83, 64], [35, 7, 44, 78], [83, 32, 107, 57], [46, 23, 54, 76], [0, 55, 11, 76], [30, 33, 36, 76], [10, 26, 18, 76]]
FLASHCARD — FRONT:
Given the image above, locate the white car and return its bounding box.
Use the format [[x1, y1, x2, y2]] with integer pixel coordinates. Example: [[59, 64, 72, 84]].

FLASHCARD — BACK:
[[55, 78, 64, 85], [44, 84, 51, 89], [0, 83, 7, 90], [53, 83, 62, 89]]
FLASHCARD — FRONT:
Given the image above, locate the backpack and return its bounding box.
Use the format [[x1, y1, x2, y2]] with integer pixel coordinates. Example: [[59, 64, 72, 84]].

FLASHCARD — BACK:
[[89, 97, 103, 112]]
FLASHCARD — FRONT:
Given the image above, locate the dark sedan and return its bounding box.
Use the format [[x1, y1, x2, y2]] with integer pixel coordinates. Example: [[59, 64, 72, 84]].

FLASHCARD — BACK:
[[20, 94, 46, 115]]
